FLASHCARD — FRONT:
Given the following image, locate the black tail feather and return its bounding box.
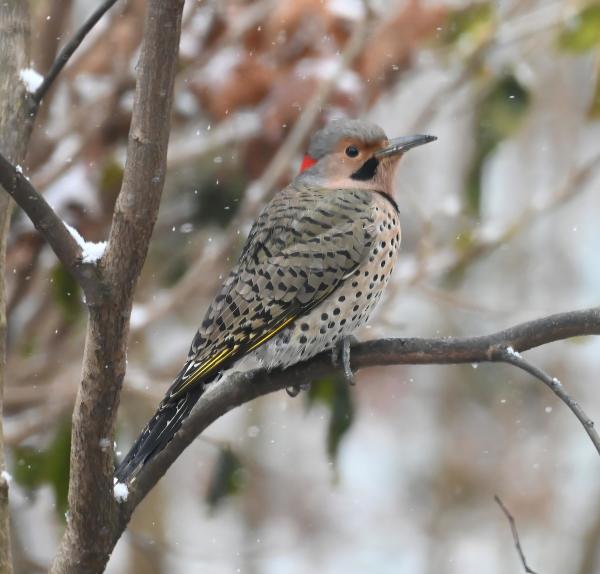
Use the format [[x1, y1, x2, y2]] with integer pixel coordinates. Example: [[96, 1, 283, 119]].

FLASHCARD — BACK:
[[114, 388, 203, 483]]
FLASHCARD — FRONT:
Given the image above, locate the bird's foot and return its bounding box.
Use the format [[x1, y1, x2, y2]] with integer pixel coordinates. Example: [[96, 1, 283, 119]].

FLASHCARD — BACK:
[[332, 335, 358, 385], [286, 383, 311, 397]]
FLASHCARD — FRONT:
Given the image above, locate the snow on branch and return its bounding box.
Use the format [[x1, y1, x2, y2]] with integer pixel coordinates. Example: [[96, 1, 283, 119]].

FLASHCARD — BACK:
[[64, 223, 106, 264], [19, 68, 43, 94], [0, 152, 104, 303]]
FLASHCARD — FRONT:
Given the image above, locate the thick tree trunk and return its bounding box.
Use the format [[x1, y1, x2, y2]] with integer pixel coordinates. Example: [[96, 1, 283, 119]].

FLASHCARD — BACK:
[[50, 1, 184, 572], [0, 3, 33, 573]]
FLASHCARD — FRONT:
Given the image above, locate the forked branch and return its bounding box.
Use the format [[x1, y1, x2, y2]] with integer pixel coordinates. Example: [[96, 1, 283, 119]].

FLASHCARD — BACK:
[[494, 345, 600, 454]]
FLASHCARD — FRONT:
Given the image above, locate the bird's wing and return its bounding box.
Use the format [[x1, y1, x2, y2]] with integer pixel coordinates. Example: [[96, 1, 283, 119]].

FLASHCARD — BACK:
[[166, 186, 376, 400]]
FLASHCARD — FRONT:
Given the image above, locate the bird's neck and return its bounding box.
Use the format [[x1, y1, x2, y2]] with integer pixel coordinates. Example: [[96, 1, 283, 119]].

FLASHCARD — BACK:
[[297, 171, 391, 195]]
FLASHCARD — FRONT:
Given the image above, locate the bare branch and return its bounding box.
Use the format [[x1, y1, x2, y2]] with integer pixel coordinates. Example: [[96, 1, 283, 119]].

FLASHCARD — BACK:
[[494, 495, 539, 574], [0, 153, 104, 303], [32, 0, 120, 106], [494, 345, 600, 455], [123, 307, 600, 520]]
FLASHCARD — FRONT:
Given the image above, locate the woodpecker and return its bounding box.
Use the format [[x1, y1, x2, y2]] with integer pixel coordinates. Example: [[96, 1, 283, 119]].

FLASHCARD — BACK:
[[114, 119, 436, 483]]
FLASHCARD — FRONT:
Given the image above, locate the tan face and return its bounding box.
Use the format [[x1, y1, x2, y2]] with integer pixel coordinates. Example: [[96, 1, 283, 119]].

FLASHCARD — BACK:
[[301, 127, 435, 194], [321, 137, 403, 195]]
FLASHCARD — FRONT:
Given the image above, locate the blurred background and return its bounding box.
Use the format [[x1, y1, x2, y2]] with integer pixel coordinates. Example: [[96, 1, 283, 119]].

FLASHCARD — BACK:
[[5, 0, 600, 572]]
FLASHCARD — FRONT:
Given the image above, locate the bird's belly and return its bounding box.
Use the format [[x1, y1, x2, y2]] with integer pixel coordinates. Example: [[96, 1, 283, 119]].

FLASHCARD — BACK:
[[250, 217, 401, 370]]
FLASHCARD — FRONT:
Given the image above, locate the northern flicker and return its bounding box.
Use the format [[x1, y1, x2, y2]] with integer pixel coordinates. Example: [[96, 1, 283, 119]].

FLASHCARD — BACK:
[[114, 119, 435, 483]]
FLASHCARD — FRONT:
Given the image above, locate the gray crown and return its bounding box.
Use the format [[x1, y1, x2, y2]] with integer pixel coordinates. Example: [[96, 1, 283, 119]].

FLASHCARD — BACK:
[[307, 119, 387, 159]]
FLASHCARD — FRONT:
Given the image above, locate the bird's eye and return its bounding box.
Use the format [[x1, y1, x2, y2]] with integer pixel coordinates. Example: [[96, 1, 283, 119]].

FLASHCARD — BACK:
[[345, 145, 359, 158]]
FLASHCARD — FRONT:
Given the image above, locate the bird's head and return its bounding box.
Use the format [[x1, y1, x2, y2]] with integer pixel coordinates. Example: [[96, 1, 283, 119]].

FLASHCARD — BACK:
[[298, 118, 436, 195]]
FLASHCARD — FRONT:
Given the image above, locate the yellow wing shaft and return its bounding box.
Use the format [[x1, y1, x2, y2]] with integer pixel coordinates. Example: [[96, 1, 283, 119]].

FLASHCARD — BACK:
[[170, 313, 298, 398]]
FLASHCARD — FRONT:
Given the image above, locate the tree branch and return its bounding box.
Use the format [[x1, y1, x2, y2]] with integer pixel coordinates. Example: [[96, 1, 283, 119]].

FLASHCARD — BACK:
[[494, 345, 600, 455], [50, 1, 184, 573], [31, 0, 120, 106], [114, 307, 600, 529], [0, 152, 104, 303], [494, 495, 539, 574]]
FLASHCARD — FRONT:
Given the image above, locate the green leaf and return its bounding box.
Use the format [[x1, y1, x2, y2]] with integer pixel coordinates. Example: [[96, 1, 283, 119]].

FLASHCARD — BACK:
[[205, 447, 245, 511], [193, 178, 244, 228], [42, 420, 72, 515], [589, 65, 600, 117], [453, 228, 475, 253], [18, 336, 37, 358], [50, 264, 82, 324], [307, 375, 336, 406], [98, 159, 124, 213], [467, 73, 530, 214], [98, 159, 124, 194], [478, 74, 530, 147], [466, 156, 485, 216], [160, 254, 189, 287], [441, 2, 494, 47], [558, 5, 600, 53], [12, 447, 45, 490], [307, 376, 355, 463], [12, 418, 71, 517]]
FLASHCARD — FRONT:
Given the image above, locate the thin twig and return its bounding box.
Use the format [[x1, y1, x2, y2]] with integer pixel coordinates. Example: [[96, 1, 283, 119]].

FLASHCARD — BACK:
[[32, 0, 120, 105], [494, 495, 539, 574], [493, 345, 600, 456]]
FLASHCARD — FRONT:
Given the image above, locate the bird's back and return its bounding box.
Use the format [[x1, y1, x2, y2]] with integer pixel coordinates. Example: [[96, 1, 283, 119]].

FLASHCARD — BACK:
[[174, 183, 381, 383]]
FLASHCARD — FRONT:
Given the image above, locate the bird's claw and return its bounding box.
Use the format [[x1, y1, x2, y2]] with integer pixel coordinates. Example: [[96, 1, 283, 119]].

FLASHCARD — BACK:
[[332, 335, 358, 385], [288, 336, 358, 396]]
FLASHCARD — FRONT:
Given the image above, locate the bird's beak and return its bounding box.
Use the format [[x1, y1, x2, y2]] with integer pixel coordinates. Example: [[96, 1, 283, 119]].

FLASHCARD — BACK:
[[375, 134, 437, 159]]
